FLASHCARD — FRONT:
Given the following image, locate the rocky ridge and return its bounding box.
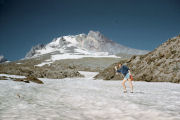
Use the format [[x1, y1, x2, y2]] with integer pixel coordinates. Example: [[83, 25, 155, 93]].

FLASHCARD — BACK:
[[95, 35, 180, 83]]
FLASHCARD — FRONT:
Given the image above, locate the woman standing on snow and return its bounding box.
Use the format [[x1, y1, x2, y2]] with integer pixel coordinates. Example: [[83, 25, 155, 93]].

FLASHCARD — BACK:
[[115, 63, 133, 93]]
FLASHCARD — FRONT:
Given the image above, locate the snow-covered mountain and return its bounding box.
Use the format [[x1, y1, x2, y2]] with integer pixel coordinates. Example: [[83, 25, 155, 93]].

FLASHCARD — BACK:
[[25, 30, 149, 59], [0, 55, 7, 63]]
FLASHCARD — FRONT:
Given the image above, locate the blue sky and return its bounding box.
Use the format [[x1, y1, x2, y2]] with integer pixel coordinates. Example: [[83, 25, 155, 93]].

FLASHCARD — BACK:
[[0, 0, 180, 61]]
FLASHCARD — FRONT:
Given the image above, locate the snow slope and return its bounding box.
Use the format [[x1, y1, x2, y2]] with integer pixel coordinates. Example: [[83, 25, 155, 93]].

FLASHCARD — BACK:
[[0, 72, 180, 120]]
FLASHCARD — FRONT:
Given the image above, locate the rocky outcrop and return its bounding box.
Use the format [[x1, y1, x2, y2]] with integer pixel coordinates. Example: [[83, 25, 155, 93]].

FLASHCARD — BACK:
[[0, 57, 84, 79], [84, 30, 149, 55], [25, 75, 44, 84], [95, 35, 180, 83], [13, 78, 30, 83], [1, 76, 43, 84], [0, 76, 9, 80]]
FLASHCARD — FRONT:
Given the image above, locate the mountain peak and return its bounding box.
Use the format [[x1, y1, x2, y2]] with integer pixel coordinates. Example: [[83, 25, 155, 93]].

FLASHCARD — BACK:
[[25, 31, 149, 58], [88, 30, 101, 36], [87, 30, 108, 42], [0, 55, 7, 63]]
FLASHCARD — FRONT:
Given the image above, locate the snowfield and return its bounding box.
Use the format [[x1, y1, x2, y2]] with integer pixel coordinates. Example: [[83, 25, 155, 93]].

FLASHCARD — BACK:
[[0, 71, 180, 120], [35, 54, 120, 67]]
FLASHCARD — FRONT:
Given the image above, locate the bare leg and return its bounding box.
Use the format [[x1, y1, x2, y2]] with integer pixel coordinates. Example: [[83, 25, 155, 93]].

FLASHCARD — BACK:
[[122, 78, 127, 92], [128, 78, 133, 93]]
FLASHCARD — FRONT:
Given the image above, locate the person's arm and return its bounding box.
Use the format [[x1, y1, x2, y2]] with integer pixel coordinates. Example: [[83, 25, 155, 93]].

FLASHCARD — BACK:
[[114, 66, 122, 75], [114, 66, 117, 71], [117, 69, 121, 73], [114, 66, 119, 75]]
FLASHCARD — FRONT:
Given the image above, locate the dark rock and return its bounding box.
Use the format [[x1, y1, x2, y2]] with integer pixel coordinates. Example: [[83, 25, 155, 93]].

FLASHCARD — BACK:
[[26, 76, 44, 84], [0, 76, 8, 80], [13, 78, 30, 83]]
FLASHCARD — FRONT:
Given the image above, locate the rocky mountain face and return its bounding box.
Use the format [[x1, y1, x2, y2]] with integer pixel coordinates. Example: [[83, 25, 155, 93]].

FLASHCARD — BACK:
[[25, 44, 45, 58], [0, 55, 7, 63], [25, 30, 148, 58], [0, 56, 83, 79], [95, 35, 180, 83]]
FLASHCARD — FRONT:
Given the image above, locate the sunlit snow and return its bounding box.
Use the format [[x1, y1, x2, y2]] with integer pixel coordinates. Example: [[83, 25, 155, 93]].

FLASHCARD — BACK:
[[33, 35, 121, 67], [0, 71, 180, 120], [35, 54, 120, 66]]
